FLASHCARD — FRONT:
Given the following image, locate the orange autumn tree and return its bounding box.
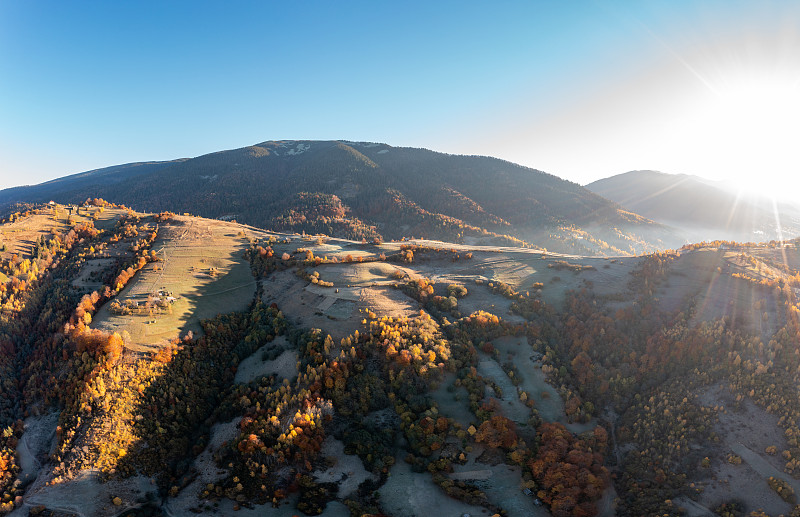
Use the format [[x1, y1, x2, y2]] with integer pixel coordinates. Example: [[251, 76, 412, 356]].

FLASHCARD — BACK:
[[529, 422, 608, 517], [74, 329, 124, 367], [475, 415, 518, 450]]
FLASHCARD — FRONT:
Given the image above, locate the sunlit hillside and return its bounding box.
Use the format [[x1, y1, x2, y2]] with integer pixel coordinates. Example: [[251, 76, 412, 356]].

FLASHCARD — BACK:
[[0, 201, 798, 516]]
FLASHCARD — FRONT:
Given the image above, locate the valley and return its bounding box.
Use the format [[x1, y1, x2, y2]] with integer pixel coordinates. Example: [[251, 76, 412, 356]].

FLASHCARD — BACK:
[[0, 202, 798, 516]]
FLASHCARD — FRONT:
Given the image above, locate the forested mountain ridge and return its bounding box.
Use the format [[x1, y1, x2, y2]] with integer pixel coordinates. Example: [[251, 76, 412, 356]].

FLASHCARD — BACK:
[[0, 141, 679, 256], [586, 170, 800, 243], [0, 160, 183, 209]]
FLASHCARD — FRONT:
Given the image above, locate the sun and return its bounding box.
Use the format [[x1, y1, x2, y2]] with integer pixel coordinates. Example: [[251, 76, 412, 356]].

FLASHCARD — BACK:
[[689, 77, 800, 199]]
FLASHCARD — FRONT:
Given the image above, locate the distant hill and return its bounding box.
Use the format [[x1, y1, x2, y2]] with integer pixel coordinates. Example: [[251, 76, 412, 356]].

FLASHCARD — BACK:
[[586, 170, 800, 243], [0, 141, 679, 255], [0, 160, 185, 209]]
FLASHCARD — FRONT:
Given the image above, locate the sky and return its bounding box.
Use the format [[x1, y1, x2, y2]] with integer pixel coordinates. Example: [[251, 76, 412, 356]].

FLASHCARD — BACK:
[[1, 1, 799, 195]]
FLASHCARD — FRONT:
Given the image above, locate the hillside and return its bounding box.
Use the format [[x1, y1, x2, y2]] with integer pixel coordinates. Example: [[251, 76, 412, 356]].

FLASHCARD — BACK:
[[0, 141, 680, 256], [586, 170, 800, 243], [0, 161, 183, 210], [2, 202, 800, 516]]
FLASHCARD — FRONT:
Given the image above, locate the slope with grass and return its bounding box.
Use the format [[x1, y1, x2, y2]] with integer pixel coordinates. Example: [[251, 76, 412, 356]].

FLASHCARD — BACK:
[[2, 203, 800, 516]]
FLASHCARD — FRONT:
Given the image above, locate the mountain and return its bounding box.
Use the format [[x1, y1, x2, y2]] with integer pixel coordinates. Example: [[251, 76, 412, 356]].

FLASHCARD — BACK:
[[586, 170, 800, 243], [0, 160, 183, 209], [0, 141, 679, 256]]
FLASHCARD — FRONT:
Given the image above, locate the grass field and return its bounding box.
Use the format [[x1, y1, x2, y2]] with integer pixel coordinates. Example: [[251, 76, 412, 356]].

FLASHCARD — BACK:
[[91, 215, 257, 351], [0, 205, 123, 261], [23, 219, 799, 516]]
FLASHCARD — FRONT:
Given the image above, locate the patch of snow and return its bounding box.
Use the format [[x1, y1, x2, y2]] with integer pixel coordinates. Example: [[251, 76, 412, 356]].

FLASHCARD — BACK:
[[345, 141, 382, 148], [377, 149, 389, 154], [380, 450, 486, 517], [449, 448, 550, 516], [204, 496, 350, 517], [286, 143, 311, 155], [313, 437, 377, 498], [163, 418, 241, 516], [19, 471, 156, 517], [16, 412, 60, 484], [235, 337, 297, 385]]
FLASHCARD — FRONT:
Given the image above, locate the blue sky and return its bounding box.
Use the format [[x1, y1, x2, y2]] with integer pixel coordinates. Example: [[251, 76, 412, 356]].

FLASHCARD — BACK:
[[2, 1, 799, 193]]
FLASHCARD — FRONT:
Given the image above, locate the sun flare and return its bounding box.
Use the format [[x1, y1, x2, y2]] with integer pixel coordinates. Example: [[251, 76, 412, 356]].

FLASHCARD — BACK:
[[689, 77, 800, 199]]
